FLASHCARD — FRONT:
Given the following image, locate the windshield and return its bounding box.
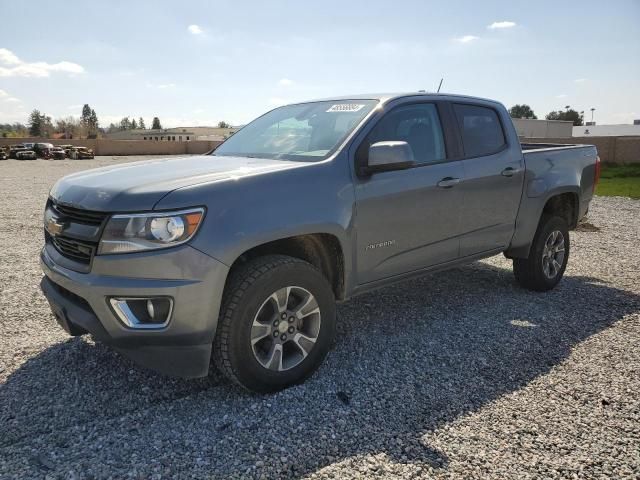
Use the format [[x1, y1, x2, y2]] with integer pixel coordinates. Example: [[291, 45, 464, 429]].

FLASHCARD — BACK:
[[213, 100, 378, 161]]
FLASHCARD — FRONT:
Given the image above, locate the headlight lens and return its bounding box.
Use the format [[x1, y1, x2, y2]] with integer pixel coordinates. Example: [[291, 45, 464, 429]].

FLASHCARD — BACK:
[[98, 208, 205, 255]]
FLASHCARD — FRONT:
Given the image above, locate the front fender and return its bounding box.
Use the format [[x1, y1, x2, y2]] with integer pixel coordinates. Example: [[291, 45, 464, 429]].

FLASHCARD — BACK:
[[154, 154, 355, 279]]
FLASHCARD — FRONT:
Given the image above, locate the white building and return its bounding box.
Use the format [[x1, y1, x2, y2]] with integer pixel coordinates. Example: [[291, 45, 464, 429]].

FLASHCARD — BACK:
[[105, 126, 239, 142], [572, 124, 640, 137], [512, 118, 574, 138]]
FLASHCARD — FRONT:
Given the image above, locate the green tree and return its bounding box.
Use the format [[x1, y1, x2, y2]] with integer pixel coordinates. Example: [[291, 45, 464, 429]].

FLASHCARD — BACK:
[[79, 104, 99, 138], [28, 109, 44, 136], [545, 109, 584, 126], [138, 117, 146, 129], [131, 118, 138, 130], [0, 122, 28, 138], [217, 121, 230, 128], [81, 104, 91, 123], [151, 117, 162, 130], [509, 104, 537, 119], [88, 109, 99, 138], [119, 117, 131, 130], [55, 116, 80, 139]]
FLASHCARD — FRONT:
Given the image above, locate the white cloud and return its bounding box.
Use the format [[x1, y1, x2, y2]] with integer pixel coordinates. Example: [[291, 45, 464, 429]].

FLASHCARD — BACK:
[[67, 104, 83, 110], [488, 21, 516, 29], [455, 35, 479, 43], [187, 24, 203, 35], [0, 49, 20, 65], [0, 48, 84, 78], [0, 89, 20, 103], [574, 78, 587, 83], [278, 78, 294, 87], [556, 94, 568, 98]]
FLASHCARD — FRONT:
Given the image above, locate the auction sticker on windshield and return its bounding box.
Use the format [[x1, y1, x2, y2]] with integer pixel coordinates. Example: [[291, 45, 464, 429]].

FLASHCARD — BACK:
[[326, 104, 366, 113]]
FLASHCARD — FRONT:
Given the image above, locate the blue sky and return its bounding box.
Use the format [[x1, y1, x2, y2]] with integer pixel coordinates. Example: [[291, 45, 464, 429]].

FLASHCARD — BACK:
[[0, 0, 638, 127]]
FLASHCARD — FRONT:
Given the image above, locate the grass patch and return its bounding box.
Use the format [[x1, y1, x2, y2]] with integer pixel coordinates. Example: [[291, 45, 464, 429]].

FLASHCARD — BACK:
[[596, 164, 640, 199]]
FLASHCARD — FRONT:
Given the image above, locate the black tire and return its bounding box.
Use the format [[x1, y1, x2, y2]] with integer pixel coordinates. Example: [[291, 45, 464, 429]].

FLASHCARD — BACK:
[[513, 214, 570, 292], [213, 255, 336, 393]]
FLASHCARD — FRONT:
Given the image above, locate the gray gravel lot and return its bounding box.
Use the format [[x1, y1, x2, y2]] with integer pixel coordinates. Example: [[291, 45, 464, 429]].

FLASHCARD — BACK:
[[0, 157, 639, 479]]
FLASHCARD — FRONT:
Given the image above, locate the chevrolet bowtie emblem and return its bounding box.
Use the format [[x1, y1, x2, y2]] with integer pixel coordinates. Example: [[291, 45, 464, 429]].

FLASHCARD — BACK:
[[46, 217, 65, 236]]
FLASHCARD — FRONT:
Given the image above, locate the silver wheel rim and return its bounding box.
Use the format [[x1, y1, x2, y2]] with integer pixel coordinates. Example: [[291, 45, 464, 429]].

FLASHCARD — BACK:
[[250, 286, 321, 372], [542, 230, 565, 279]]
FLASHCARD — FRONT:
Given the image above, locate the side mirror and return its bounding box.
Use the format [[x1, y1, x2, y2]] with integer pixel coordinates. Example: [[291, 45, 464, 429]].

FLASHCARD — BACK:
[[366, 141, 415, 174]]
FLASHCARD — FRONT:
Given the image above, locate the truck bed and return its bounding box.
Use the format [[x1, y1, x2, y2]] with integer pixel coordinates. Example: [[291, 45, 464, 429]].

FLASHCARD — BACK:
[[520, 142, 592, 153]]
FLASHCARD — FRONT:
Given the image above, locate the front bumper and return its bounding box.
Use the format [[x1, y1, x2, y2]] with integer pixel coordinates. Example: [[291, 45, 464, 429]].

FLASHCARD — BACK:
[[39, 244, 229, 378]]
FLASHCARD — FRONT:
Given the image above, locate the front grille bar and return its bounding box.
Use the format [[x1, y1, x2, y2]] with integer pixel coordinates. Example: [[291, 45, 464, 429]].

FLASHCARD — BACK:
[[46, 199, 107, 265]]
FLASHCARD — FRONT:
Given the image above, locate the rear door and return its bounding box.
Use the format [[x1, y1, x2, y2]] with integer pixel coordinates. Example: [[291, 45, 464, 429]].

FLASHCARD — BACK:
[[452, 103, 525, 256], [353, 101, 465, 284]]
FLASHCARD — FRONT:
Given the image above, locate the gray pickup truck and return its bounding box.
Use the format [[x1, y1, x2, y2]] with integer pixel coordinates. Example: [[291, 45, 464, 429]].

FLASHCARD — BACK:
[[40, 93, 600, 392]]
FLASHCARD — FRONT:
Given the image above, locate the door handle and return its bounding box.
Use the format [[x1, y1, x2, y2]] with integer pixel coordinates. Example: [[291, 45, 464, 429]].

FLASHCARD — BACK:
[[437, 177, 461, 188], [501, 167, 522, 177]]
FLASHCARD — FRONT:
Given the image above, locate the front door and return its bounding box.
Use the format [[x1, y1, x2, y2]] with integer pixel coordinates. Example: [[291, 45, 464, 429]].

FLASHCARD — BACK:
[[353, 102, 465, 285]]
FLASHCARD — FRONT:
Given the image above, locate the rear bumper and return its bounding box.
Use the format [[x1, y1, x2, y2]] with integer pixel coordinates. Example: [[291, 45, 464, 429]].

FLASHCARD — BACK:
[[39, 245, 229, 378]]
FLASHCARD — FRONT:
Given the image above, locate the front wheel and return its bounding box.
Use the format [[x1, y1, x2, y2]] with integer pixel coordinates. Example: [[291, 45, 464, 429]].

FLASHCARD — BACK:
[[513, 215, 570, 291], [213, 255, 336, 393]]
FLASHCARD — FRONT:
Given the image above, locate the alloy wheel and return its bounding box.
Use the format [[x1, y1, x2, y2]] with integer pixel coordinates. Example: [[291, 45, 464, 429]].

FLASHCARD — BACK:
[[250, 286, 322, 372], [542, 230, 565, 279]]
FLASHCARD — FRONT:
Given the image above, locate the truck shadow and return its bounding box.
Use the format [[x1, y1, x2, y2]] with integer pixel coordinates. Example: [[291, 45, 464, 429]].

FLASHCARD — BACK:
[[1, 261, 639, 478]]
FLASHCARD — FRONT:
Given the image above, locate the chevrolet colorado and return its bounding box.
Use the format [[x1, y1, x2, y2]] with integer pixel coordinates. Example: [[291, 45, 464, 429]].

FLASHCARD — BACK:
[[40, 93, 600, 392]]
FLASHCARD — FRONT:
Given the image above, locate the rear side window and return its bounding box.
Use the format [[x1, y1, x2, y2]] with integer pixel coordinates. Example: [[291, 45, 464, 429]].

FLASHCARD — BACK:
[[453, 104, 506, 157]]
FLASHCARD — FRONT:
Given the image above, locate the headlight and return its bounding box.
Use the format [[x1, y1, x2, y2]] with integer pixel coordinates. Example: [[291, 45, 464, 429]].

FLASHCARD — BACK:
[[98, 208, 205, 255]]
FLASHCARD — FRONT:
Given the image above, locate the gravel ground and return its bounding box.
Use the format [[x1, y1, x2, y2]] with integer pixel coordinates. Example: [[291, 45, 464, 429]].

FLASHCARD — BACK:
[[0, 157, 639, 479]]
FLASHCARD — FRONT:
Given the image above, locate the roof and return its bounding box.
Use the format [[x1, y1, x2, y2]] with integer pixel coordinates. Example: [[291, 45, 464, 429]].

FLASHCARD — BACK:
[[300, 92, 503, 106]]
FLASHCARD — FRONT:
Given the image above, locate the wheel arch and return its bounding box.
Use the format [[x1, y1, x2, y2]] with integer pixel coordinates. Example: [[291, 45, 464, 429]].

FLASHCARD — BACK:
[[506, 188, 580, 259], [541, 190, 580, 229], [226, 233, 347, 301]]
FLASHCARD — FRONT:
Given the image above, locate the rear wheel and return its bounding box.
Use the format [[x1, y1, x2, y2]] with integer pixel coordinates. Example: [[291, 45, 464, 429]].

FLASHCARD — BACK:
[[513, 215, 569, 291], [213, 255, 336, 392]]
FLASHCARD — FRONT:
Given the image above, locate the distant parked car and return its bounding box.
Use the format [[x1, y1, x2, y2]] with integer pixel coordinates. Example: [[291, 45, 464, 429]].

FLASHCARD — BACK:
[[16, 148, 37, 160], [51, 146, 67, 159], [9, 145, 27, 159], [34, 142, 55, 159], [0, 147, 8, 160], [59, 145, 73, 158], [70, 147, 95, 159]]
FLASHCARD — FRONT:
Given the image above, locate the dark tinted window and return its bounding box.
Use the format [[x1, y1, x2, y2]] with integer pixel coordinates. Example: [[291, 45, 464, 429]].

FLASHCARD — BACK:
[[361, 103, 446, 165], [453, 104, 506, 157]]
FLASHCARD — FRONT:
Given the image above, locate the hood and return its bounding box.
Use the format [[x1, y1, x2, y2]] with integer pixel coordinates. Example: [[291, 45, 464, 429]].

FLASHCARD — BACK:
[[50, 155, 301, 212]]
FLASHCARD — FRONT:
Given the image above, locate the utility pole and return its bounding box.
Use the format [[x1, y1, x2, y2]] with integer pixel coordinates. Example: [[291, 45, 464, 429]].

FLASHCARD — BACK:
[[590, 108, 595, 124]]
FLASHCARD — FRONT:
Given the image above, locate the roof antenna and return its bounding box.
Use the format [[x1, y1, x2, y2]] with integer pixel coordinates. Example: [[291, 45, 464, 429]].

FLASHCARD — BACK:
[[437, 78, 443, 93]]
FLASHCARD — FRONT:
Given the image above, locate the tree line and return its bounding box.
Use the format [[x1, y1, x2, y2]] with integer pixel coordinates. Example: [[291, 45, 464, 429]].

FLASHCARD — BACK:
[[0, 105, 166, 139], [509, 104, 585, 126], [107, 116, 162, 133]]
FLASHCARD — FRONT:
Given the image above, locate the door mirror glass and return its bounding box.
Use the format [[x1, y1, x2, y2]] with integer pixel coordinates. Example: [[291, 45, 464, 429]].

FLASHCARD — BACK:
[[367, 141, 415, 173]]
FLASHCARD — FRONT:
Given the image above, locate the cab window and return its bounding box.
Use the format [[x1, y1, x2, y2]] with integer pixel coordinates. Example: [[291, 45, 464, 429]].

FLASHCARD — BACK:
[[358, 103, 446, 165], [453, 104, 506, 157]]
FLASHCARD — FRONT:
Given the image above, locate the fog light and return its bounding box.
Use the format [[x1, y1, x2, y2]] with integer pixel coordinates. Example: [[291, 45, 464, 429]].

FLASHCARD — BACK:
[[109, 297, 173, 329]]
